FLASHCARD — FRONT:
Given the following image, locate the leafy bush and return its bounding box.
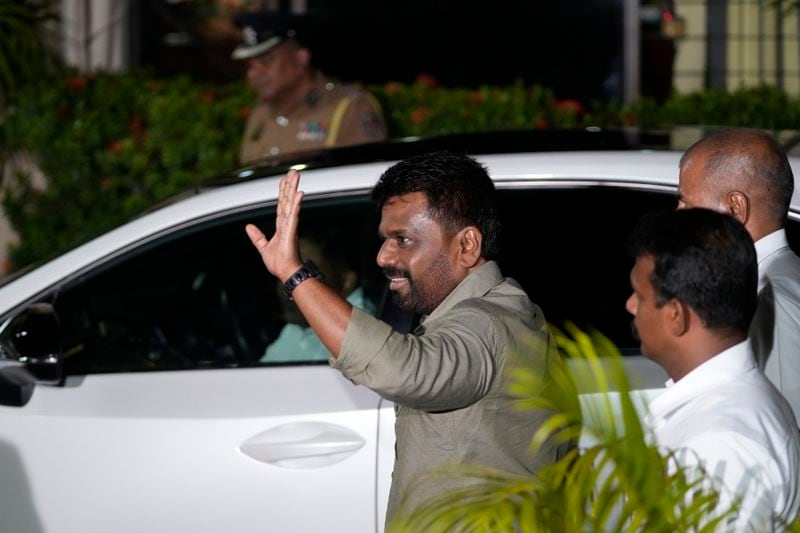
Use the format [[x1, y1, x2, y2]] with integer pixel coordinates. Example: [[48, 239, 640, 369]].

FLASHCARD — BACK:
[[1, 71, 252, 268], [369, 79, 584, 136], [0, 0, 62, 105], [3, 70, 800, 271]]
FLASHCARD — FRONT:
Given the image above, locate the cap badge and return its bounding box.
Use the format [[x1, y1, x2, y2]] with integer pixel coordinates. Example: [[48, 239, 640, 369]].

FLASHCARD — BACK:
[[243, 26, 258, 45]]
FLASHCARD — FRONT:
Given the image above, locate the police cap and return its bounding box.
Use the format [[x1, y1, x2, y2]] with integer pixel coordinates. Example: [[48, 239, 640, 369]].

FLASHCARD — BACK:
[[231, 11, 307, 61]]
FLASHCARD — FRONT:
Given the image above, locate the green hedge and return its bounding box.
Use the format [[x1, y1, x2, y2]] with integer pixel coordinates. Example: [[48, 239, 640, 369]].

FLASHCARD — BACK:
[[3, 70, 800, 271], [1, 72, 251, 269]]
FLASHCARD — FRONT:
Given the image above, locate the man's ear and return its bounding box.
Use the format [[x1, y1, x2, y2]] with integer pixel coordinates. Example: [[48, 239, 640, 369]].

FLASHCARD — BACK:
[[725, 190, 750, 225], [457, 226, 483, 268], [666, 298, 690, 337]]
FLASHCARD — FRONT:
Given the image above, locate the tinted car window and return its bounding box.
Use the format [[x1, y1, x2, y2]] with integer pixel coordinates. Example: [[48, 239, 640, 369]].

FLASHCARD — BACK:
[[51, 196, 383, 375], [497, 185, 800, 353], [496, 186, 676, 353], [45, 183, 800, 375]]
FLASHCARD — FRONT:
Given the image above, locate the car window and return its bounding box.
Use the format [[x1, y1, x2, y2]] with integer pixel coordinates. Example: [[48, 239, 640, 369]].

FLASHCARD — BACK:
[[41, 182, 800, 375], [497, 185, 800, 353], [496, 186, 676, 354], [50, 195, 383, 375]]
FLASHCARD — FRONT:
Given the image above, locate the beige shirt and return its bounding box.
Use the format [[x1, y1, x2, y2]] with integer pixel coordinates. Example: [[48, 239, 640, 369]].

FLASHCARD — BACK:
[[239, 74, 386, 164], [332, 261, 567, 522]]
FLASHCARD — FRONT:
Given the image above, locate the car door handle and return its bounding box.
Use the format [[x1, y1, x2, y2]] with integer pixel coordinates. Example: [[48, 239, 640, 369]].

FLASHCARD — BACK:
[[240, 421, 366, 468]]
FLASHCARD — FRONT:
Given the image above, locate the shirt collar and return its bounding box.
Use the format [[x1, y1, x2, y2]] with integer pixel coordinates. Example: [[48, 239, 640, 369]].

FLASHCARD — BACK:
[[418, 261, 503, 327], [646, 340, 755, 426], [754, 228, 789, 265], [754, 229, 789, 290]]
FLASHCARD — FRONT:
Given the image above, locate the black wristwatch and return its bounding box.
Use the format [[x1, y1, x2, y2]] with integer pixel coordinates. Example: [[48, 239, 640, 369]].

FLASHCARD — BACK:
[[282, 260, 325, 299]]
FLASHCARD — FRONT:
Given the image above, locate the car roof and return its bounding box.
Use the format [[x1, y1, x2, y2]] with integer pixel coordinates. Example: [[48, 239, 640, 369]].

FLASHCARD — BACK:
[[203, 128, 675, 187]]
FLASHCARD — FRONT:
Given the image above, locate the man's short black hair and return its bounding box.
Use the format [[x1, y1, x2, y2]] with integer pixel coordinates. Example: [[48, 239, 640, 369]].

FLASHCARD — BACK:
[[371, 151, 501, 260], [628, 208, 757, 335]]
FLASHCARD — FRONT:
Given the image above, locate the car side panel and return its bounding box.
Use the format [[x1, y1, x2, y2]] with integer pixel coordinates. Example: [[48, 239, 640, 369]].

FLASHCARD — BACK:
[[0, 366, 385, 533]]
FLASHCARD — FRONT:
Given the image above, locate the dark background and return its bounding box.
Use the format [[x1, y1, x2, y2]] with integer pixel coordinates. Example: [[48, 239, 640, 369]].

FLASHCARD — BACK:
[[133, 0, 625, 103]]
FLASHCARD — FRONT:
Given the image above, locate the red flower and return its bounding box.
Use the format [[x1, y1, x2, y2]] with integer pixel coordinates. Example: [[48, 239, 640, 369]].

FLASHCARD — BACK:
[[415, 73, 438, 88], [532, 118, 549, 129], [384, 81, 402, 95], [239, 106, 252, 119], [200, 91, 214, 104], [410, 106, 432, 125], [67, 77, 86, 91], [469, 91, 484, 104], [129, 116, 146, 141], [622, 112, 637, 126], [554, 98, 585, 116], [108, 141, 123, 154]]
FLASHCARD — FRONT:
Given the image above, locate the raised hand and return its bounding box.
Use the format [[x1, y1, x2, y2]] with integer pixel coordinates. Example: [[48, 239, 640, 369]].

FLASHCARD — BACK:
[[245, 169, 305, 281]]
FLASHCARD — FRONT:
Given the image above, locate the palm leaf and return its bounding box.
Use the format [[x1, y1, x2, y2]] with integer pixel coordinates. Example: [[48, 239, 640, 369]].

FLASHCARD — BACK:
[[390, 322, 751, 532]]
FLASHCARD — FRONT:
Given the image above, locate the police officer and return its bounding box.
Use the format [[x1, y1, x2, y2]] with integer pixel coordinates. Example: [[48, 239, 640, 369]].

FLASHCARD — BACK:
[[232, 11, 387, 164]]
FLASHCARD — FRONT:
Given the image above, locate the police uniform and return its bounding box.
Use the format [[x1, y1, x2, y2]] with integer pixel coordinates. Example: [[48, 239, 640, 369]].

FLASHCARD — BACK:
[[239, 73, 386, 164], [232, 11, 387, 164]]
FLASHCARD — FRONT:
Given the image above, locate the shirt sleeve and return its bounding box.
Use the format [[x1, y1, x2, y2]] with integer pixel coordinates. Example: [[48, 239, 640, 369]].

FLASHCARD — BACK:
[[331, 92, 387, 147], [332, 306, 497, 411], [755, 279, 800, 419]]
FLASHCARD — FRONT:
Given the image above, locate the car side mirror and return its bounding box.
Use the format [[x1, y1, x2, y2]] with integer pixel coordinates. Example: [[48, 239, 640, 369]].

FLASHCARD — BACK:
[[0, 303, 63, 407]]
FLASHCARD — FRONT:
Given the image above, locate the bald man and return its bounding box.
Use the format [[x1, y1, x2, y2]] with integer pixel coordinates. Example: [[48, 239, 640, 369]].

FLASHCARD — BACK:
[[677, 128, 800, 423]]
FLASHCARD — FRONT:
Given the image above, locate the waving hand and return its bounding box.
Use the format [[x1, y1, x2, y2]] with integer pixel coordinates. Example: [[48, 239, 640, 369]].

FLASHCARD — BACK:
[[245, 169, 304, 281]]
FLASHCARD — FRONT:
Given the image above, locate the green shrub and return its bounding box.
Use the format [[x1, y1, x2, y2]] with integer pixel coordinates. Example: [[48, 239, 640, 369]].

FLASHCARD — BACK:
[[0, 0, 62, 105], [1, 70, 252, 268], [3, 71, 800, 271], [369, 80, 582, 136]]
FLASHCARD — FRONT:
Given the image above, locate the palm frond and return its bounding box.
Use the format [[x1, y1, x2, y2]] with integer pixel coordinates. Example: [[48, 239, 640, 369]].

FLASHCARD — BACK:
[[390, 322, 749, 532]]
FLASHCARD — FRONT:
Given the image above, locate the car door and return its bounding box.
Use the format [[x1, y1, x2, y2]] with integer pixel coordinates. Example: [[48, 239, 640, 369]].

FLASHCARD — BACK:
[[0, 194, 393, 533]]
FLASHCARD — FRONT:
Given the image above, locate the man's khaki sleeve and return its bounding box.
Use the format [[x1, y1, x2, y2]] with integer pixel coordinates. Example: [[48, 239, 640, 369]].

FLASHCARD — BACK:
[[332, 307, 497, 411], [331, 92, 387, 147]]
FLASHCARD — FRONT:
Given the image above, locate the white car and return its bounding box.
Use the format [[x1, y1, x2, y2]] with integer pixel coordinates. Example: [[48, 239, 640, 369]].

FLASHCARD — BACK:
[[0, 130, 798, 533]]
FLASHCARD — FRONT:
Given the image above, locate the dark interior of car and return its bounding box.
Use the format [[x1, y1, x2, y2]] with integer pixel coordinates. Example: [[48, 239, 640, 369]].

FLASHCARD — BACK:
[[44, 185, 800, 375]]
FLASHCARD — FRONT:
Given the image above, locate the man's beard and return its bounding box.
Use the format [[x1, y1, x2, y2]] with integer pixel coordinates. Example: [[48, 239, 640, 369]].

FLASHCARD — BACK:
[[630, 319, 640, 342], [384, 251, 458, 315]]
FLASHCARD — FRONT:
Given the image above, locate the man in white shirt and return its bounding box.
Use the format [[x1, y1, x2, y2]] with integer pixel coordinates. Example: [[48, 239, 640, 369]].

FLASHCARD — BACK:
[[677, 128, 800, 424], [626, 209, 800, 530]]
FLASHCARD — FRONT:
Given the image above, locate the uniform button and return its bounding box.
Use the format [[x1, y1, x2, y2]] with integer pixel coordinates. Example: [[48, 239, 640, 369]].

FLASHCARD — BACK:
[[276, 116, 289, 126], [270, 146, 280, 155], [325, 82, 334, 91]]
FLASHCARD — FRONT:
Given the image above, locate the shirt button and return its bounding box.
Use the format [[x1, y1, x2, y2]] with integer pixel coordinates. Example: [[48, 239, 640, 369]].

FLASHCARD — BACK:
[[270, 146, 280, 155], [276, 116, 289, 126]]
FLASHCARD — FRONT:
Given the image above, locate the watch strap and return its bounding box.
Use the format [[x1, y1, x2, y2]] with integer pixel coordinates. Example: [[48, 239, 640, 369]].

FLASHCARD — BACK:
[[282, 260, 325, 299]]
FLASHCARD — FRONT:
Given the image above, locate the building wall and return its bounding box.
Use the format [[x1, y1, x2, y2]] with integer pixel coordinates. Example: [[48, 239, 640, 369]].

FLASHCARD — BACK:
[[60, 0, 129, 71], [674, 0, 800, 95], [673, 0, 707, 93]]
